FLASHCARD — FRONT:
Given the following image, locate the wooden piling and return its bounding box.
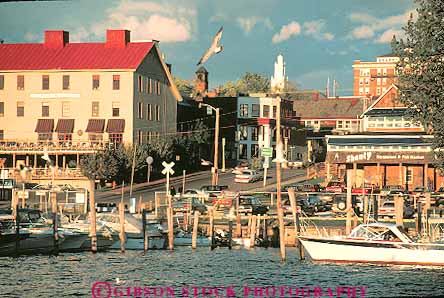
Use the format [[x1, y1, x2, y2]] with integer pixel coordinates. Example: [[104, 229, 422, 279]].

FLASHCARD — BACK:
[[15, 203, 20, 256], [209, 209, 215, 250], [373, 195, 379, 221], [346, 174, 353, 235], [192, 211, 199, 249], [138, 195, 142, 214], [249, 215, 257, 248], [236, 213, 241, 237], [417, 203, 423, 236], [296, 212, 304, 260], [247, 215, 252, 237], [263, 217, 268, 248], [394, 194, 404, 227], [51, 192, 59, 254], [288, 187, 303, 258], [425, 193, 431, 212], [363, 195, 369, 224], [167, 205, 174, 250], [119, 201, 126, 253], [228, 218, 233, 250], [142, 209, 148, 252], [89, 180, 97, 253]]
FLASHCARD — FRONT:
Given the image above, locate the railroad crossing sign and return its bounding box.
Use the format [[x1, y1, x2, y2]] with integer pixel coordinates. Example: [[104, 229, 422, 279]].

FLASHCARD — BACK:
[[162, 161, 175, 197], [261, 147, 273, 158]]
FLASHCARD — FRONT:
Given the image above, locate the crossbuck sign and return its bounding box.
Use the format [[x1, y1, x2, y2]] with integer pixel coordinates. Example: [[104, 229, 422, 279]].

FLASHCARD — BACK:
[[162, 161, 175, 197]]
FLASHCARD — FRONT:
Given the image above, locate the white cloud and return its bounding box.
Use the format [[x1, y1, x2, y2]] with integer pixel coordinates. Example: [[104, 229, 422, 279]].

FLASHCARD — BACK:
[[235, 16, 273, 34], [68, 0, 196, 43], [272, 22, 301, 43], [348, 8, 416, 43], [376, 29, 404, 44], [303, 20, 334, 41]]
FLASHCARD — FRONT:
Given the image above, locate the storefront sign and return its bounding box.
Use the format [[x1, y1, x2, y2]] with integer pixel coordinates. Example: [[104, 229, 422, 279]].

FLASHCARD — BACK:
[[327, 150, 434, 164]]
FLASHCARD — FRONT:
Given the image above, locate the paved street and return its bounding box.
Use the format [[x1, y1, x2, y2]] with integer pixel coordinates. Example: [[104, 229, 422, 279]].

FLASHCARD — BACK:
[[96, 167, 306, 204]]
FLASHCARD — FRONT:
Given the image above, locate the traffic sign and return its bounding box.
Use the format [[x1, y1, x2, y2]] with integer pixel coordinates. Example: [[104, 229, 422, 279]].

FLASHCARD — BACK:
[[261, 147, 273, 157]]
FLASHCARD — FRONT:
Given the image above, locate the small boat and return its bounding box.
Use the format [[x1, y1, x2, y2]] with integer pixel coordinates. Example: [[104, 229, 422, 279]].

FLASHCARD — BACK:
[[96, 212, 166, 250], [300, 222, 444, 266], [174, 230, 210, 247]]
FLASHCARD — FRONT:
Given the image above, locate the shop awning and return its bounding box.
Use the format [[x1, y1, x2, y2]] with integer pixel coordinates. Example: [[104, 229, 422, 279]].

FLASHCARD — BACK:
[[106, 119, 125, 133], [34, 119, 54, 133], [55, 119, 74, 133], [85, 119, 105, 133]]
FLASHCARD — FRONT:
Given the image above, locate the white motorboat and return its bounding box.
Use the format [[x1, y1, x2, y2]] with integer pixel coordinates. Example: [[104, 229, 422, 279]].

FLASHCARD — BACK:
[[300, 222, 444, 266], [96, 212, 166, 250]]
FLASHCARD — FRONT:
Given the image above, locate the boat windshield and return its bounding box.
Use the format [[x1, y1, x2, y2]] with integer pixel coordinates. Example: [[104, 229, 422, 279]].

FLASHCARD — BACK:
[[349, 225, 403, 242]]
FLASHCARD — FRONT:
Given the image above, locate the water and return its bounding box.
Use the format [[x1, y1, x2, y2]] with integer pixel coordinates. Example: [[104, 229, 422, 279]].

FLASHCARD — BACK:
[[0, 247, 443, 297]]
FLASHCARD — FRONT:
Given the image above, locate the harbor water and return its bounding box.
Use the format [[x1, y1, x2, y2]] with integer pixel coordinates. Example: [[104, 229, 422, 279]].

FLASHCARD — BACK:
[[1, 247, 443, 297]]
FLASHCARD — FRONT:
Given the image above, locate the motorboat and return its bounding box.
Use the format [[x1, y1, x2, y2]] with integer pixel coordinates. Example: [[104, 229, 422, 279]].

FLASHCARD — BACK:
[[174, 230, 210, 247], [300, 222, 444, 266], [95, 212, 166, 250]]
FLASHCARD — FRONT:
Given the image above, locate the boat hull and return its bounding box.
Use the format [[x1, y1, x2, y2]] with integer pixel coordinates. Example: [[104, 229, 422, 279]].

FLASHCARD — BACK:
[[110, 237, 166, 250], [300, 237, 444, 266], [174, 236, 210, 247]]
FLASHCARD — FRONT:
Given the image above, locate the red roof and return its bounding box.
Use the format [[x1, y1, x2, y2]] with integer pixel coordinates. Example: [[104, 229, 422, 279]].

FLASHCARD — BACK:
[[0, 42, 155, 71]]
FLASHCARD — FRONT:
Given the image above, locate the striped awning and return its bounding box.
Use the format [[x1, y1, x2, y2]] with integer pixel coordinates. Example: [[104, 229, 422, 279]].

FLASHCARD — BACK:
[[85, 119, 105, 133], [55, 119, 74, 133], [35, 119, 54, 133], [106, 119, 125, 133]]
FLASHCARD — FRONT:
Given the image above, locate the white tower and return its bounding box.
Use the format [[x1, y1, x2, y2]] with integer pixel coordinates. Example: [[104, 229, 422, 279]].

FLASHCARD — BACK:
[[271, 53, 287, 93]]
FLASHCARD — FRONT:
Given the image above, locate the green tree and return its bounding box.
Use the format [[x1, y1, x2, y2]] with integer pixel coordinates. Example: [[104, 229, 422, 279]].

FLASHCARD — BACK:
[[80, 147, 120, 182], [174, 77, 194, 97], [237, 72, 270, 94], [217, 80, 238, 97], [392, 0, 444, 169]]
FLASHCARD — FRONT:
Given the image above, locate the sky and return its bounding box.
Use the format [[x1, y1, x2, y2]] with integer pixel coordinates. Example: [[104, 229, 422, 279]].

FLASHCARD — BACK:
[[0, 0, 416, 95]]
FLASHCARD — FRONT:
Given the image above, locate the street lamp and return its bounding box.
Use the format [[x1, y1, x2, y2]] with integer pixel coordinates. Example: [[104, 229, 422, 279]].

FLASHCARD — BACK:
[[199, 103, 220, 186]]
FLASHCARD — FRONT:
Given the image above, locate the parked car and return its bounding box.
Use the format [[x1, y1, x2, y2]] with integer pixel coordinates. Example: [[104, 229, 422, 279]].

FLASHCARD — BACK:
[[238, 195, 268, 215], [293, 183, 322, 192], [380, 185, 405, 196], [410, 186, 432, 197], [325, 180, 345, 193], [432, 187, 444, 207], [182, 188, 208, 198], [331, 194, 363, 215], [231, 161, 250, 175], [172, 197, 208, 214], [287, 160, 304, 169], [281, 197, 315, 217], [378, 201, 415, 219], [234, 170, 263, 183], [200, 185, 229, 197]]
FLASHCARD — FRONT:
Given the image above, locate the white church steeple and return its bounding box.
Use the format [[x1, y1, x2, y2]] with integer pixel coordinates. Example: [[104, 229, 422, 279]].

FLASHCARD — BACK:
[[271, 53, 287, 93]]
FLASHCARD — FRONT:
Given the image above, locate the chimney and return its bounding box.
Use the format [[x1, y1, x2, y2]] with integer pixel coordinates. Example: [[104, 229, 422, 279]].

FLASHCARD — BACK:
[[44, 30, 69, 48], [105, 29, 130, 48]]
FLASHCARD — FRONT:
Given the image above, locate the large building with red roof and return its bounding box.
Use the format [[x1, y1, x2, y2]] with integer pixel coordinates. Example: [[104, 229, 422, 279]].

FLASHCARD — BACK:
[[0, 29, 181, 170]]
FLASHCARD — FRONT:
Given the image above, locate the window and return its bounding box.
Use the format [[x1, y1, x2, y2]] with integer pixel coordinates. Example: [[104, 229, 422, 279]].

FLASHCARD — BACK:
[[0, 130, 3, 141], [58, 133, 72, 143], [138, 130, 143, 145], [62, 102, 70, 117], [239, 143, 247, 159], [337, 121, 343, 129], [251, 104, 260, 117], [239, 104, 248, 117], [377, 78, 381, 85], [359, 78, 363, 85], [138, 102, 143, 119], [377, 68, 381, 76], [376, 88, 381, 95], [382, 78, 387, 85], [0, 102, 4, 117], [63, 75, 70, 90], [383, 68, 387, 76], [42, 75, 49, 90], [359, 87, 364, 94], [92, 75, 100, 90], [364, 87, 369, 94], [251, 144, 259, 158], [147, 131, 152, 143], [157, 81, 161, 95], [149, 78, 152, 93], [17, 75, 24, 90], [89, 133, 103, 144], [138, 75, 142, 92], [16, 101, 24, 117], [239, 126, 248, 140], [406, 169, 413, 184], [273, 106, 277, 118], [0, 75, 4, 90], [38, 133, 52, 141], [147, 104, 152, 120], [112, 102, 120, 117], [42, 102, 49, 117], [113, 75, 120, 90], [109, 133, 123, 144], [263, 105, 270, 118], [251, 127, 258, 141], [155, 105, 160, 121], [92, 101, 99, 117]]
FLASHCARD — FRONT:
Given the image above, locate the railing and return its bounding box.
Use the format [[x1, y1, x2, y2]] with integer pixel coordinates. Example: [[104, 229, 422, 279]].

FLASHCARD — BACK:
[[0, 139, 115, 152], [3, 167, 85, 180]]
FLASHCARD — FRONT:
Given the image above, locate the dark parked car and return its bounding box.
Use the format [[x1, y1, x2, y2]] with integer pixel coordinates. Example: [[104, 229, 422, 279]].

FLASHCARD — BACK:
[[172, 197, 208, 214], [281, 197, 315, 217], [200, 185, 229, 197], [238, 196, 268, 215], [379, 201, 415, 219]]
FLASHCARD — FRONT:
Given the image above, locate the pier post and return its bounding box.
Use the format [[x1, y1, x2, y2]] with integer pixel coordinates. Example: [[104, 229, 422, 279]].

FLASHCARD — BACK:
[[346, 172, 353, 235], [247, 215, 252, 237], [228, 218, 233, 250], [363, 195, 368, 224], [296, 212, 304, 260], [236, 213, 241, 237], [15, 203, 20, 256], [167, 203, 174, 250], [373, 195, 379, 221], [89, 180, 97, 253], [416, 203, 423, 236], [263, 216, 269, 248], [288, 187, 302, 254], [394, 195, 404, 227], [119, 202, 126, 253], [209, 209, 215, 250], [192, 211, 199, 249], [51, 192, 59, 254], [142, 209, 148, 252], [138, 195, 142, 214], [249, 215, 256, 248]]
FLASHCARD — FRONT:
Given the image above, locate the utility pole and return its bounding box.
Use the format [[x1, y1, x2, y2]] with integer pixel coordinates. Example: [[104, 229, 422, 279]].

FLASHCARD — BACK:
[[221, 137, 226, 173], [213, 108, 220, 185]]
